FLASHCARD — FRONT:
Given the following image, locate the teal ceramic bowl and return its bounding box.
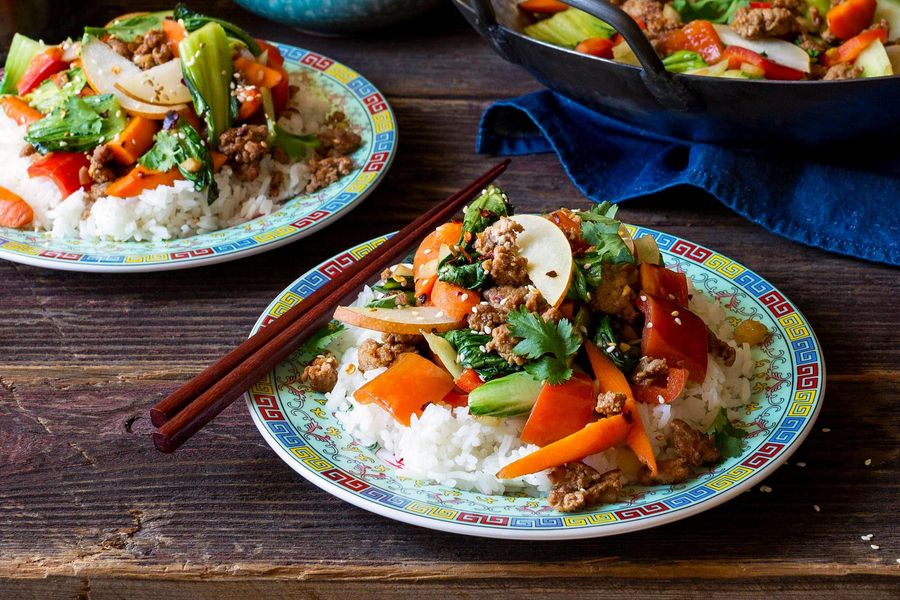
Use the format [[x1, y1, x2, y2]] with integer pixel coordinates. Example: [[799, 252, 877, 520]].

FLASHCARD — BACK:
[[233, 0, 445, 34]]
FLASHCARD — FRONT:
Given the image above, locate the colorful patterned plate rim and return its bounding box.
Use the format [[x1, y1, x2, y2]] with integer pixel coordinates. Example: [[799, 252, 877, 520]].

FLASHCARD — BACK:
[[245, 226, 826, 539], [0, 43, 396, 273]]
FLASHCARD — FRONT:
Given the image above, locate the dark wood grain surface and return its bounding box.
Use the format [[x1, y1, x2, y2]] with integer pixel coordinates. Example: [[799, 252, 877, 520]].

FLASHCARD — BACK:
[[1, 2, 897, 598]]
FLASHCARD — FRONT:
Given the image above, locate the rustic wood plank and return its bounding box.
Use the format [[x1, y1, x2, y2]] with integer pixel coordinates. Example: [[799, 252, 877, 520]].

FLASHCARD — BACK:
[[0, 0, 898, 595]]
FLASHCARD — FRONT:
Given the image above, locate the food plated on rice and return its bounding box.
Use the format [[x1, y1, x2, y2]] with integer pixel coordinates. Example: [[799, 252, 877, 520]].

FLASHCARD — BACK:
[[0, 4, 362, 241], [298, 187, 771, 513]]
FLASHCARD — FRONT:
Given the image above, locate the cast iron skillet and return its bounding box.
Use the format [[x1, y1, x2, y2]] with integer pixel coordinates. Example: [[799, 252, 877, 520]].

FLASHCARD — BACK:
[[456, 0, 900, 149]]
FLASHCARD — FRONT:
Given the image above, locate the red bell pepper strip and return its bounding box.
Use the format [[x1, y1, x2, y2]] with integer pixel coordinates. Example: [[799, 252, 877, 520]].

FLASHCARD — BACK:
[[575, 38, 615, 59], [631, 367, 689, 405], [639, 263, 689, 308], [655, 29, 689, 57], [682, 20, 724, 64], [16, 47, 68, 96], [255, 40, 290, 115], [584, 342, 658, 477], [518, 0, 569, 13], [454, 368, 485, 393], [749, 1, 772, 7], [256, 39, 286, 68], [440, 389, 469, 408], [826, 0, 877, 40], [820, 27, 887, 66], [547, 209, 589, 254], [638, 294, 708, 382], [26, 152, 90, 198], [721, 46, 805, 80], [520, 373, 597, 447]]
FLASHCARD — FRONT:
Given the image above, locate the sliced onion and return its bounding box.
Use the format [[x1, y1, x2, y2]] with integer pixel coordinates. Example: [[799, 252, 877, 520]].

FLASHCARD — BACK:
[[114, 59, 191, 106], [81, 38, 186, 119], [712, 24, 811, 73]]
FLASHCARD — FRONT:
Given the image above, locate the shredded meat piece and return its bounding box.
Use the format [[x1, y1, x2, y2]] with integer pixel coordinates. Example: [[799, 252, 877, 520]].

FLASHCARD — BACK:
[[131, 28, 173, 70], [797, 32, 829, 55], [357, 333, 420, 371], [731, 5, 800, 39], [84, 184, 108, 204], [640, 419, 719, 484], [467, 303, 507, 333], [707, 327, 736, 366], [590, 263, 639, 321], [485, 324, 526, 366], [88, 144, 117, 184], [107, 35, 134, 60], [595, 391, 626, 417], [483, 285, 540, 311], [548, 464, 622, 512], [218, 124, 269, 182], [20, 144, 36, 157], [621, 0, 681, 37], [306, 155, 354, 193], [632, 356, 669, 386], [475, 217, 530, 287], [316, 126, 362, 158], [300, 353, 339, 393], [822, 63, 863, 80], [268, 170, 284, 198]]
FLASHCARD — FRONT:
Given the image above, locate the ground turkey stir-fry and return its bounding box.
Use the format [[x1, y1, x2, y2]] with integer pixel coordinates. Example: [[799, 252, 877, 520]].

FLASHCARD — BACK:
[[524, 0, 899, 81], [304, 189, 767, 513]]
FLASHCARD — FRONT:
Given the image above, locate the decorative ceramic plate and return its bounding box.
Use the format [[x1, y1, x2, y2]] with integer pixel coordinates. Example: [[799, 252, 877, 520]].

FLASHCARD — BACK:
[[246, 227, 825, 539], [0, 43, 396, 273]]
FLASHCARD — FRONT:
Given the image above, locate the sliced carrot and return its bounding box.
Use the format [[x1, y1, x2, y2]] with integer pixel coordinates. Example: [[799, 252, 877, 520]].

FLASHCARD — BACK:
[[354, 353, 455, 426], [430, 280, 481, 322], [106, 116, 160, 166], [575, 38, 614, 58], [520, 373, 596, 447], [210, 151, 227, 172], [454, 368, 484, 393], [497, 414, 630, 479], [413, 221, 463, 298], [105, 165, 180, 198], [826, 0, 876, 40], [820, 27, 887, 66], [0, 185, 34, 229], [585, 341, 658, 477], [1, 96, 44, 126], [237, 86, 262, 121], [518, 0, 569, 13], [162, 18, 187, 57], [233, 56, 283, 89]]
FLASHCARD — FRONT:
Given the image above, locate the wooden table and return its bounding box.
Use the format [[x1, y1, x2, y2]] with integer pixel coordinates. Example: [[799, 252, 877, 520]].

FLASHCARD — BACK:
[[1, 2, 897, 598]]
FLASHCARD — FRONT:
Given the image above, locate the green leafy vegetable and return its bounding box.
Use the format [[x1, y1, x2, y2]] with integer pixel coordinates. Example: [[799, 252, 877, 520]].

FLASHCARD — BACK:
[[25, 93, 126, 153], [663, 50, 708, 73], [671, 0, 748, 24], [174, 3, 262, 56], [578, 202, 635, 265], [84, 11, 170, 42], [260, 87, 319, 159], [179, 22, 236, 147], [301, 322, 345, 356], [507, 308, 580, 385], [443, 329, 520, 381], [592, 315, 638, 374], [138, 120, 218, 203], [24, 68, 87, 114], [708, 408, 749, 458], [0, 33, 45, 94], [461, 184, 510, 237], [523, 8, 615, 48], [437, 259, 488, 290], [365, 291, 417, 309]]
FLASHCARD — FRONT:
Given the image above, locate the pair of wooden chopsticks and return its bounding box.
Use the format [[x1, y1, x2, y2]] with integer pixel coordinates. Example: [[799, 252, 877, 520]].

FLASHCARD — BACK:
[[150, 159, 511, 452]]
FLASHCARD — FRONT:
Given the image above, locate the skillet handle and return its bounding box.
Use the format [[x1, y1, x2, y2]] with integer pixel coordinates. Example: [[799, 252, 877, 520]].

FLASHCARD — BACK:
[[562, 0, 699, 111], [469, 0, 515, 62]]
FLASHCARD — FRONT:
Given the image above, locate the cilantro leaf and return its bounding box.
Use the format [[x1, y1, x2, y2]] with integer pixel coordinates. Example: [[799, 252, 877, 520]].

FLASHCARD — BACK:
[[507, 307, 580, 384], [708, 408, 749, 458], [139, 120, 218, 203], [301, 322, 345, 356], [576, 201, 635, 265]]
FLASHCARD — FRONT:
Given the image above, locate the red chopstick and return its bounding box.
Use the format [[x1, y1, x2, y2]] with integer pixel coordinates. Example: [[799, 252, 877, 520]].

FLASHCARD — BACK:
[[151, 159, 511, 452]]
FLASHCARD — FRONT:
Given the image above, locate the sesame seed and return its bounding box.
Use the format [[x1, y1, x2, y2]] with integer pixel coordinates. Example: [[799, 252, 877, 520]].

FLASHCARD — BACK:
[[822, 427, 831, 432], [483, 326, 491, 334], [620, 342, 631, 351], [470, 306, 479, 313], [796, 462, 806, 467], [674, 317, 682, 325], [861, 534, 874, 541], [423, 248, 432, 255], [759, 485, 772, 493], [671, 310, 680, 317], [460, 293, 469, 301], [864, 458, 872, 466], [478, 345, 486, 353], [640, 295, 647, 301], [813, 505, 820, 512], [667, 293, 675, 300], [871, 544, 880, 550], [646, 322, 653, 329], [657, 395, 664, 404]]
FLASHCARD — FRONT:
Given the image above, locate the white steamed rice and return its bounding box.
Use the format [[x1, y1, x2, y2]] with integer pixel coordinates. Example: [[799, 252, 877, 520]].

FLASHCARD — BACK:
[[0, 71, 335, 241], [324, 280, 757, 497]]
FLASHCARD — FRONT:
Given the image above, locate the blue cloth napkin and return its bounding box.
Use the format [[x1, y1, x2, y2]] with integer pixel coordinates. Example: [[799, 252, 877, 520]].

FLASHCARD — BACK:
[[477, 90, 899, 266]]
